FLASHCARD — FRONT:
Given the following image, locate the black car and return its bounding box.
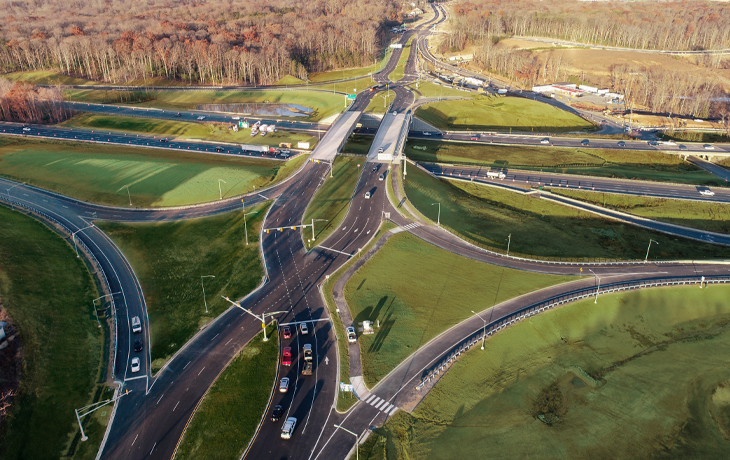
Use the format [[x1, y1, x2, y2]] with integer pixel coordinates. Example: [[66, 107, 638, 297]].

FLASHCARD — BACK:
[[174, 112, 181, 117], [159, 138, 168, 143], [134, 339, 143, 352], [270, 405, 283, 422], [215, 147, 225, 152]]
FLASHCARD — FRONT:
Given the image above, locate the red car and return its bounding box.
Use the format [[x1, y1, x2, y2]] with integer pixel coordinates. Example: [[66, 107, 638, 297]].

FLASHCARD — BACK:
[[282, 347, 292, 366], [470, 135, 480, 141], [282, 326, 291, 339]]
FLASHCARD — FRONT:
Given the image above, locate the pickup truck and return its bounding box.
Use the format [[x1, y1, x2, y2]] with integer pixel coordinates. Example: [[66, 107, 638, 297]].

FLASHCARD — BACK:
[[302, 344, 313, 375]]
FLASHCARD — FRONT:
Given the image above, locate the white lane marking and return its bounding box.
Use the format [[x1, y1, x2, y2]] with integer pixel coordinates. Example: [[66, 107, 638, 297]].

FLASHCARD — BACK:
[[225, 338, 233, 345], [183, 361, 191, 370], [131, 434, 138, 446], [157, 394, 164, 405], [211, 333, 219, 341], [173, 401, 179, 412], [198, 366, 205, 376], [150, 442, 156, 455]]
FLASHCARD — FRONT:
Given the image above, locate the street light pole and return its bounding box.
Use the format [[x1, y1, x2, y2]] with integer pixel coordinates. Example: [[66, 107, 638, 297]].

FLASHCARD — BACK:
[[119, 184, 132, 206], [310, 219, 328, 241], [645, 239, 659, 262], [471, 310, 488, 350], [221, 296, 284, 341], [243, 211, 258, 245], [588, 269, 601, 304], [92, 292, 119, 328], [507, 234, 511, 256], [201, 275, 215, 313], [76, 389, 130, 441], [218, 179, 227, 200], [72, 224, 95, 258], [334, 424, 360, 460], [431, 202, 440, 226]]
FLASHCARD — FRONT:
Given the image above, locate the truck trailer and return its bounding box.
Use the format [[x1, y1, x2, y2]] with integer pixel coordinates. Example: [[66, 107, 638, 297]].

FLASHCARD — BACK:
[[241, 144, 269, 153]]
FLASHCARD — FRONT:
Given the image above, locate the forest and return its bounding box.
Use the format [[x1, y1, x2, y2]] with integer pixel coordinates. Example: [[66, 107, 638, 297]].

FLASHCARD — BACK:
[[440, 0, 730, 118], [0, 79, 69, 123], [0, 0, 404, 85]]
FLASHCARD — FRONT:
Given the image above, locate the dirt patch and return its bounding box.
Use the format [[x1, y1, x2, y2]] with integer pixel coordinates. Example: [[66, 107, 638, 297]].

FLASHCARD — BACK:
[[0, 298, 21, 433]]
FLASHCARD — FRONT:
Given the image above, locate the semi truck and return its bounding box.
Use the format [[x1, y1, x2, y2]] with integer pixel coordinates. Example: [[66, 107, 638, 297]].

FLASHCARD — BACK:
[[241, 144, 269, 153], [302, 344, 313, 375]]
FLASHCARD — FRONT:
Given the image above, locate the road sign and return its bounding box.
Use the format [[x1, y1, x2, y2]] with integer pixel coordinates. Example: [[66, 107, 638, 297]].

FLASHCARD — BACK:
[[347, 94, 357, 100], [340, 383, 354, 392]]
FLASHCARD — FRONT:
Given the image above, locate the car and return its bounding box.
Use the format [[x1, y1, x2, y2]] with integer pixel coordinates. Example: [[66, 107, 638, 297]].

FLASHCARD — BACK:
[[679, 144, 688, 150], [280, 153, 290, 158], [215, 147, 224, 152], [131, 357, 140, 372], [393, 111, 397, 115], [346, 327, 357, 343], [365, 191, 371, 199], [22, 126, 31, 132], [470, 135, 480, 141], [232, 116, 240, 120], [379, 174, 385, 181], [378, 147, 384, 154], [282, 347, 292, 366], [281, 417, 297, 439], [423, 131, 431, 136], [300, 323, 309, 335], [540, 138, 550, 144], [197, 116, 206, 120], [704, 144, 715, 150], [174, 112, 181, 117], [282, 326, 291, 339], [617, 141, 626, 147], [648, 141, 658, 146], [159, 138, 168, 143], [700, 189, 715, 196], [134, 339, 143, 352], [279, 377, 290, 393], [580, 139, 590, 146], [270, 405, 283, 422], [373, 166, 378, 172], [663, 141, 677, 146], [131, 316, 142, 333]]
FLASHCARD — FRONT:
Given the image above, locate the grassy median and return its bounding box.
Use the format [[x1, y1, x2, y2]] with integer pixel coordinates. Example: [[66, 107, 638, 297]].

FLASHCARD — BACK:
[[388, 36, 415, 82], [97, 203, 269, 369], [176, 326, 278, 460], [404, 165, 730, 260], [405, 139, 726, 185], [360, 285, 730, 459], [0, 206, 106, 460], [551, 189, 730, 234], [415, 96, 595, 132], [344, 232, 576, 386], [0, 137, 306, 207], [303, 156, 364, 246]]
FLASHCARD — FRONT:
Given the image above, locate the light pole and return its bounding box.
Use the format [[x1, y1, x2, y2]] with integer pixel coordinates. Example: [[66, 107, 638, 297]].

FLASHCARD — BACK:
[[310, 219, 328, 241], [218, 179, 227, 200], [119, 184, 132, 206], [221, 296, 285, 341], [201, 275, 215, 313], [506, 234, 511, 256], [243, 211, 258, 245], [72, 224, 95, 258], [471, 310, 488, 350], [588, 269, 601, 304], [92, 292, 119, 328], [334, 424, 360, 460], [76, 389, 130, 441], [6, 183, 20, 198], [645, 239, 658, 262], [431, 202, 440, 226]]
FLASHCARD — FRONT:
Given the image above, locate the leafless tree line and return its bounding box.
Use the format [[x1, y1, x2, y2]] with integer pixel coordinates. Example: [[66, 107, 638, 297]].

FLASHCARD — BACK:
[[0, 79, 71, 123], [0, 0, 402, 85]]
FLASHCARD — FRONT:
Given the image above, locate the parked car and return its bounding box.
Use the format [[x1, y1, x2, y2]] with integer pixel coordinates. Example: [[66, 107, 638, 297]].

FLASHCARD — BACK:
[[700, 189, 715, 196], [279, 377, 290, 393], [346, 327, 357, 343], [131, 357, 140, 372], [282, 326, 291, 339], [282, 347, 292, 366], [300, 323, 309, 335], [365, 191, 371, 199], [281, 417, 297, 439], [270, 405, 283, 422], [134, 339, 143, 352]]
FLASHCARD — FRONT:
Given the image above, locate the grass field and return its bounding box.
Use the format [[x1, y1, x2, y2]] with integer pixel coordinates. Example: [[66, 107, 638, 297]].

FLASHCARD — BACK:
[[64, 89, 346, 122], [388, 36, 415, 82], [552, 189, 730, 234], [415, 96, 596, 132], [344, 232, 576, 386], [96, 204, 268, 369], [303, 156, 364, 246], [342, 135, 375, 155], [364, 90, 395, 114], [410, 81, 476, 99], [63, 113, 317, 147], [175, 326, 278, 460], [405, 140, 726, 185], [0, 206, 106, 460], [0, 137, 306, 207], [404, 165, 730, 260], [4, 70, 192, 87], [359, 285, 730, 460], [662, 131, 730, 144], [309, 49, 392, 83]]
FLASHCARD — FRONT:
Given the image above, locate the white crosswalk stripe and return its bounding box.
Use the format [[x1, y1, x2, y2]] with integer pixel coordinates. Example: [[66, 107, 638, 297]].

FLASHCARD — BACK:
[[370, 397, 381, 407], [375, 399, 388, 410], [363, 394, 399, 416], [365, 394, 376, 404], [392, 222, 420, 234]]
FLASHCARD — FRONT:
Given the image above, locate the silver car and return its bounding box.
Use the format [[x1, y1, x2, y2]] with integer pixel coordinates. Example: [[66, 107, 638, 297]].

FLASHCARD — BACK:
[[281, 417, 297, 439]]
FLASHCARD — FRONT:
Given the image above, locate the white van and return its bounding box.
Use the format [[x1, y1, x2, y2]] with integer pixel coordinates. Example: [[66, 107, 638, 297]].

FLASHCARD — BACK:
[[132, 316, 142, 333]]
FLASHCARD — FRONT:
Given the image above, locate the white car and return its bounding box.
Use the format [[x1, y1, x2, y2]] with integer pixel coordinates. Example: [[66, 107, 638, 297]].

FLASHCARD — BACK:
[[540, 138, 550, 144], [423, 131, 431, 136], [700, 189, 715, 196], [704, 144, 715, 150], [346, 327, 357, 343], [281, 417, 297, 439], [197, 116, 206, 120], [279, 377, 290, 393], [22, 126, 31, 132], [365, 191, 371, 199], [379, 174, 385, 181], [663, 141, 677, 146], [300, 323, 309, 335], [232, 116, 240, 120], [131, 357, 140, 373]]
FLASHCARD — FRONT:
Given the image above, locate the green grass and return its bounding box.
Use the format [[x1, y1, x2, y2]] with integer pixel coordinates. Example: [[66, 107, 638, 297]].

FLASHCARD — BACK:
[[303, 156, 364, 246], [64, 89, 346, 122], [403, 165, 730, 260], [62, 113, 318, 148], [410, 81, 476, 99], [359, 285, 730, 460], [415, 95, 596, 132], [388, 36, 415, 82], [405, 140, 726, 185], [175, 326, 278, 460], [0, 137, 306, 207], [662, 131, 730, 143], [343, 231, 576, 386], [342, 135, 375, 155], [308, 49, 392, 83], [551, 189, 730, 234], [0, 206, 107, 460], [364, 90, 396, 115], [2, 70, 100, 86], [96, 204, 269, 369], [272, 75, 307, 86]]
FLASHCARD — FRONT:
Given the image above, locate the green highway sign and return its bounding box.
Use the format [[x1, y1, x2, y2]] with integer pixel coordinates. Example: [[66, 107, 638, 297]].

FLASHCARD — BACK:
[[347, 94, 357, 100]]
